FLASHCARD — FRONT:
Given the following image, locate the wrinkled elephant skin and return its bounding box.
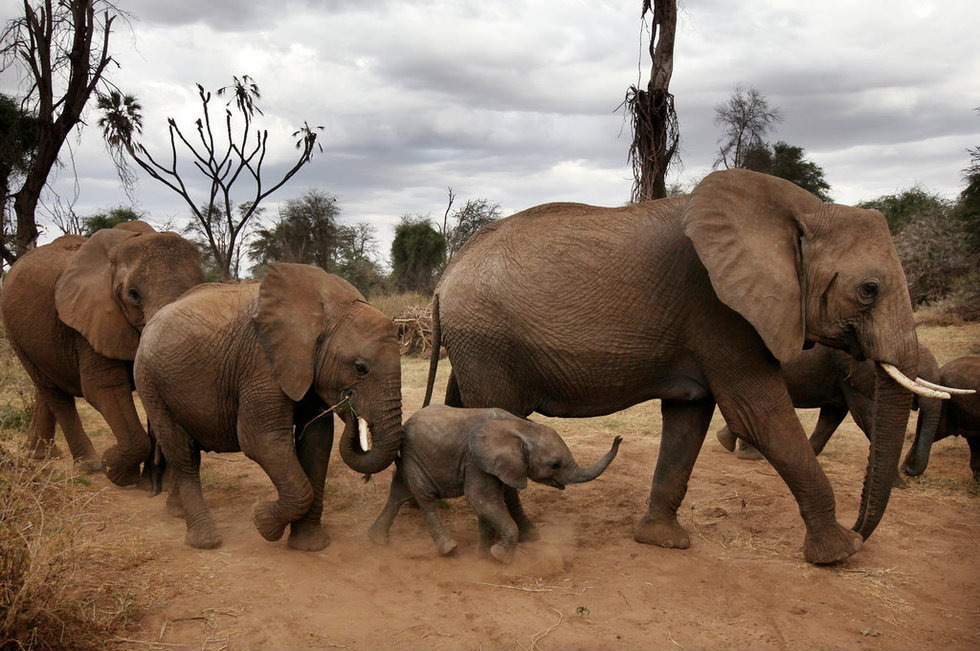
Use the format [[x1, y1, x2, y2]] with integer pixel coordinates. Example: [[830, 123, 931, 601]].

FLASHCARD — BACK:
[[425, 169, 920, 565], [0, 223, 204, 485], [135, 263, 403, 550]]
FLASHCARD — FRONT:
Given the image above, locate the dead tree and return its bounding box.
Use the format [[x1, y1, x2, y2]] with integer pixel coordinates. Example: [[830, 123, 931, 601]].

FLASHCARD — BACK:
[[624, 0, 679, 202]]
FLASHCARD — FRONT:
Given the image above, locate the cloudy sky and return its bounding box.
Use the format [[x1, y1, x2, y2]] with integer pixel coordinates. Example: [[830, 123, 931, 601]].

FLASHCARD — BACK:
[[4, 0, 979, 262]]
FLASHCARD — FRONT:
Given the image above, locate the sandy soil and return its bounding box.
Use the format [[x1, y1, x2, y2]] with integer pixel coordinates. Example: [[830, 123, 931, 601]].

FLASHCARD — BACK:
[[64, 344, 978, 651]]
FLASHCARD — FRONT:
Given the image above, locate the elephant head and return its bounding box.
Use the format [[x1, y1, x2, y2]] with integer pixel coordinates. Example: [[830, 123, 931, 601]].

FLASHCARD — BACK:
[[469, 417, 622, 490], [54, 221, 205, 360], [253, 263, 403, 476], [682, 169, 947, 540]]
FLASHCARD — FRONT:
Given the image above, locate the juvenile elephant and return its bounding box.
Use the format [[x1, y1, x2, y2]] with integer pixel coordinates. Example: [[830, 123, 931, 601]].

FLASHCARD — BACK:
[[715, 343, 943, 471], [424, 169, 960, 564], [903, 356, 980, 479], [368, 404, 621, 563], [134, 263, 403, 551], [0, 222, 204, 485]]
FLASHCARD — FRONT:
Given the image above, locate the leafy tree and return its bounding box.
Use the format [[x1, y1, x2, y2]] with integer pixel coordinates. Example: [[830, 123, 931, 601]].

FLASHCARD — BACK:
[[435, 188, 501, 265], [391, 216, 446, 293], [741, 141, 832, 201], [249, 189, 341, 274], [624, 0, 679, 201], [892, 206, 974, 305], [714, 84, 783, 170], [81, 206, 142, 236], [954, 108, 980, 255], [0, 0, 119, 262], [856, 186, 949, 234], [98, 77, 323, 279], [336, 222, 386, 296], [0, 94, 37, 233]]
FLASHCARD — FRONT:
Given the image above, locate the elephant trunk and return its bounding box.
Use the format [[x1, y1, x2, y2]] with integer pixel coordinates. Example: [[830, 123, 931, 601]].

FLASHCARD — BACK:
[[561, 436, 622, 485], [338, 380, 403, 476], [852, 362, 914, 539]]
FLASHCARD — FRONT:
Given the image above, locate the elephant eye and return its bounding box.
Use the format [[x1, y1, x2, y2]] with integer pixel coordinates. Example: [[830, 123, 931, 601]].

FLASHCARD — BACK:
[[550, 461, 561, 470], [857, 279, 879, 304], [354, 361, 369, 377], [126, 287, 142, 305]]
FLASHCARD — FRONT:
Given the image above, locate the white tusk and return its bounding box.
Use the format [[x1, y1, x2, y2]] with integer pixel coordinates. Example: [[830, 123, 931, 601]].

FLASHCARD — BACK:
[[880, 363, 951, 400], [358, 417, 372, 452], [914, 377, 976, 396]]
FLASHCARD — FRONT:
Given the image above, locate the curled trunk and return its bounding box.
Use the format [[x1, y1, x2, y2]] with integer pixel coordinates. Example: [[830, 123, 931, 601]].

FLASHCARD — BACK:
[[562, 436, 622, 485], [852, 363, 914, 539], [338, 382, 403, 475]]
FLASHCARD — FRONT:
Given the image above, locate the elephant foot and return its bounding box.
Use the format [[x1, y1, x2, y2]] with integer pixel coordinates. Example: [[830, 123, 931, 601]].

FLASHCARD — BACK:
[[185, 520, 222, 549], [287, 521, 330, 551], [368, 522, 390, 546], [804, 523, 862, 564], [166, 491, 185, 518], [518, 523, 540, 542], [634, 513, 691, 549], [436, 537, 458, 556], [489, 542, 515, 564], [736, 441, 764, 461], [103, 447, 143, 487], [716, 426, 737, 452], [253, 502, 288, 542], [901, 462, 924, 478], [73, 455, 103, 475]]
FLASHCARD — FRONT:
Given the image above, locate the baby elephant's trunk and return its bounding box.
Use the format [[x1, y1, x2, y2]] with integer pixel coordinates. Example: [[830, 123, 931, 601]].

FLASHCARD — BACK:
[[562, 436, 623, 484]]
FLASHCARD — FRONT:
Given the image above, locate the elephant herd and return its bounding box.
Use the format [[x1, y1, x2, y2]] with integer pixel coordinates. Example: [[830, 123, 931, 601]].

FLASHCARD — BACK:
[[1, 169, 976, 567]]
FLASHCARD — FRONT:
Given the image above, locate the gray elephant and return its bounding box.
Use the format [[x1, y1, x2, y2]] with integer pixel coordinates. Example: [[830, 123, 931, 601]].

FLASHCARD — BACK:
[[134, 263, 403, 551], [368, 404, 621, 563], [903, 355, 980, 479], [715, 343, 943, 475], [0, 222, 204, 485], [424, 169, 962, 565]]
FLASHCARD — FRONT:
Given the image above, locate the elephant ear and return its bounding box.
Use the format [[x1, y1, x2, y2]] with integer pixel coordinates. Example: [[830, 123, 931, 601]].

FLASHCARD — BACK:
[[682, 169, 824, 364], [54, 223, 156, 360], [254, 263, 364, 402], [468, 420, 528, 490]]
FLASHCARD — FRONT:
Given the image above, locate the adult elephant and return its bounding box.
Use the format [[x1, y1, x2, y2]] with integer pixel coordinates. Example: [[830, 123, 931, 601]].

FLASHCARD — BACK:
[[423, 169, 956, 564], [0, 222, 204, 485], [715, 343, 944, 470], [903, 356, 980, 479], [134, 263, 403, 550]]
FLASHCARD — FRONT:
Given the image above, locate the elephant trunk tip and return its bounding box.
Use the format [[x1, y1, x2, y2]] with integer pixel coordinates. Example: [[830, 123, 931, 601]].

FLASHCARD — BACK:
[[564, 435, 622, 485]]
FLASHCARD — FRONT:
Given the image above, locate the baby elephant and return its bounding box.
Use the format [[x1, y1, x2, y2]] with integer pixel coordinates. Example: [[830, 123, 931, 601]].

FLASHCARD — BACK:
[[369, 404, 621, 563]]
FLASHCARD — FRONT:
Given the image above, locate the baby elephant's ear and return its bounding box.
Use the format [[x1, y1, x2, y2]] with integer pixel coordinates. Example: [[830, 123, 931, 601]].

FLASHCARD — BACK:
[[468, 420, 528, 490]]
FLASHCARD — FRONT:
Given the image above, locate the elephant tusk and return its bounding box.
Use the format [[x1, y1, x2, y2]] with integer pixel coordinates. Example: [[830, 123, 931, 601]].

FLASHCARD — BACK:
[[914, 377, 976, 396], [880, 363, 951, 400], [358, 417, 372, 452]]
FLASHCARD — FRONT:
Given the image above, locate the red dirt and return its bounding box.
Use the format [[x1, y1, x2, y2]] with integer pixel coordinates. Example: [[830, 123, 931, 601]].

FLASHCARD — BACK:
[[83, 371, 979, 651]]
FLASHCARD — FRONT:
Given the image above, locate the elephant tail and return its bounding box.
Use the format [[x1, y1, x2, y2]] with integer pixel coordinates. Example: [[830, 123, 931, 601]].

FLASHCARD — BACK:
[[422, 293, 441, 408]]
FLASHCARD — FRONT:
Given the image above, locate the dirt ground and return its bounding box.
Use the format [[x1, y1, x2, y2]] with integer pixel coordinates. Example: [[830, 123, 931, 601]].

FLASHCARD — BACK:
[[38, 326, 980, 650]]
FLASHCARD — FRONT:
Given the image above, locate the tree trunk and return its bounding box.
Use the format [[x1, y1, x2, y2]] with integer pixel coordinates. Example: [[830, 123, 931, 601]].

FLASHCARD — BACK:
[[627, 0, 679, 203]]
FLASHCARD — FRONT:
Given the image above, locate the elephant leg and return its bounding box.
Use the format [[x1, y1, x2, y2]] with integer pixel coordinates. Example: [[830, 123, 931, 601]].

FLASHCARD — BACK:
[[738, 408, 862, 564], [635, 396, 714, 550], [808, 406, 848, 455], [476, 515, 496, 557], [25, 393, 61, 460], [465, 472, 518, 563], [286, 401, 334, 551], [444, 372, 463, 408], [968, 436, 980, 481], [416, 494, 458, 556], [368, 465, 413, 546], [152, 414, 220, 549], [79, 351, 149, 487], [240, 411, 315, 547], [37, 386, 100, 474], [504, 486, 539, 542]]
